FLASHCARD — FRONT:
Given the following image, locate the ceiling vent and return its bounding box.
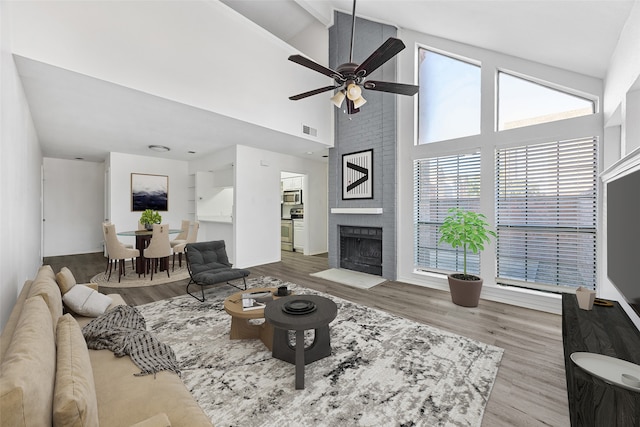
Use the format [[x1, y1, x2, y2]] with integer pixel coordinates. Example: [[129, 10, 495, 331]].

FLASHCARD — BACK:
[[302, 124, 317, 137]]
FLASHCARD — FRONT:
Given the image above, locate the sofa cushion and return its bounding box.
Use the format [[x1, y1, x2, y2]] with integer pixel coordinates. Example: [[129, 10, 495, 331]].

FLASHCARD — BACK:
[[56, 267, 77, 295], [130, 413, 172, 427], [0, 296, 56, 427], [53, 314, 99, 427], [185, 241, 232, 275], [89, 349, 212, 426], [0, 280, 33, 363], [63, 285, 113, 317], [27, 265, 63, 331], [192, 268, 250, 286]]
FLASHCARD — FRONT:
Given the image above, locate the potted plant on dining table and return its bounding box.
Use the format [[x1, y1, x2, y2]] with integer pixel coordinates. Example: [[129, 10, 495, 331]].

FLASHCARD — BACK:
[[438, 207, 496, 307], [140, 209, 162, 231]]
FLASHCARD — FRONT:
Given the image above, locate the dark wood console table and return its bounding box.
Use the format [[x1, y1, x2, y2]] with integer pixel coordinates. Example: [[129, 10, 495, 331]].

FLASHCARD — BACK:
[[562, 294, 640, 426]]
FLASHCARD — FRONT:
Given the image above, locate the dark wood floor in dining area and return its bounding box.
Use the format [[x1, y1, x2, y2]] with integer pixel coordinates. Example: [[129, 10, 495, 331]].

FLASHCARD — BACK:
[[43, 250, 569, 427]]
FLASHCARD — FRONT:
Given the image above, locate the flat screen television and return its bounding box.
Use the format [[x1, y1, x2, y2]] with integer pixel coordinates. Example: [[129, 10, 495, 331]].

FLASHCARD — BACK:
[[607, 166, 640, 317]]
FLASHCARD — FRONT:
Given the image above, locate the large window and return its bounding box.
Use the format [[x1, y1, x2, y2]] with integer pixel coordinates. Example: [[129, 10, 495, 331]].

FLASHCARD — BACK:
[[497, 72, 595, 131], [495, 137, 598, 290], [412, 44, 600, 299], [418, 48, 481, 144], [414, 152, 482, 274]]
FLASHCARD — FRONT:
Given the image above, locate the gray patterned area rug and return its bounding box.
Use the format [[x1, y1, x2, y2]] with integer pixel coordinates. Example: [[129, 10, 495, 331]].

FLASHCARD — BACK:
[[136, 277, 504, 427]]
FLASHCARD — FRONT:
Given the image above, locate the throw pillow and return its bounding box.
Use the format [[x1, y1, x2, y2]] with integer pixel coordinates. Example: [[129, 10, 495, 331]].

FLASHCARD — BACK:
[[27, 268, 64, 331], [55, 267, 77, 295], [53, 314, 99, 427], [0, 296, 56, 427], [62, 285, 112, 317]]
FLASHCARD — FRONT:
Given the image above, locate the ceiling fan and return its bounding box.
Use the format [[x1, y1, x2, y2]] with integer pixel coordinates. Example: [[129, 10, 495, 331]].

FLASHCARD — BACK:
[[288, 0, 419, 115]]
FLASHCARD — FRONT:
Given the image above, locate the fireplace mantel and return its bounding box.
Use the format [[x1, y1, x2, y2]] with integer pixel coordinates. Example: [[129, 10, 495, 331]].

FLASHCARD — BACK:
[[330, 208, 383, 214]]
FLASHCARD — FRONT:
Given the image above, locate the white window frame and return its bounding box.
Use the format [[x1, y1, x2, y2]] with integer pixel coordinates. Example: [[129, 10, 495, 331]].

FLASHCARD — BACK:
[[414, 152, 482, 275], [495, 137, 599, 292]]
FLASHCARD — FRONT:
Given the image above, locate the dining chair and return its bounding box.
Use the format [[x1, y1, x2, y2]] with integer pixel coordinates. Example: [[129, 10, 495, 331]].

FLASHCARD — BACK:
[[173, 221, 200, 271], [102, 223, 140, 282], [143, 224, 173, 280], [103, 221, 136, 270], [170, 219, 191, 249]]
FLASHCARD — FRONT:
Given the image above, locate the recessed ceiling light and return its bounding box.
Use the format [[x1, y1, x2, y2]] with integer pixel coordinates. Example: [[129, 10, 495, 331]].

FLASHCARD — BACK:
[[148, 145, 170, 152], [306, 151, 313, 155]]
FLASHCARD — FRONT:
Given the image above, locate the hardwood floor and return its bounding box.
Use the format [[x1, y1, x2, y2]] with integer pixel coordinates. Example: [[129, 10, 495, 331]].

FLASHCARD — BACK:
[[44, 250, 570, 426]]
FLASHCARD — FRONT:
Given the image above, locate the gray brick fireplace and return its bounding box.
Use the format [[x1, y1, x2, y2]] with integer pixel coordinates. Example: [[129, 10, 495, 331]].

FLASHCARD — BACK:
[[327, 12, 398, 280]]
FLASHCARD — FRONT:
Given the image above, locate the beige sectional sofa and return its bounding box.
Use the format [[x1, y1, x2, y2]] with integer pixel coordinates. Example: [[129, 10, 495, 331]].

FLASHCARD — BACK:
[[0, 265, 213, 427]]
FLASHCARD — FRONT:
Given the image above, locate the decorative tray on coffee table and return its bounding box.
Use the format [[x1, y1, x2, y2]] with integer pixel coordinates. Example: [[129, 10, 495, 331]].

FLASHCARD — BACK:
[[282, 299, 317, 315]]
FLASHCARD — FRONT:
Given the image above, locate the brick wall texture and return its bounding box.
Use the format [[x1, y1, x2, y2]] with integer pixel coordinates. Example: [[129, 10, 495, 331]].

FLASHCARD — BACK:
[[328, 12, 398, 280]]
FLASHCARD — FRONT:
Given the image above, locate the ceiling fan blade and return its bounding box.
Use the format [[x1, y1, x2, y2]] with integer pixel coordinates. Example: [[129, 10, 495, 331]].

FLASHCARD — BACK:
[[355, 37, 406, 77], [288, 55, 341, 79], [289, 85, 338, 101], [364, 80, 419, 96]]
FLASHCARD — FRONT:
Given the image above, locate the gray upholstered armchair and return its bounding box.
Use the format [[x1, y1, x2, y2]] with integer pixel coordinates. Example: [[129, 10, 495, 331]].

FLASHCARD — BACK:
[[185, 240, 249, 301]]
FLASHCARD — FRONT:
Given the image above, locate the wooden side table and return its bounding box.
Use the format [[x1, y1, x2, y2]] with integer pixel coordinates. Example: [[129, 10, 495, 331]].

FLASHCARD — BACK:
[[223, 287, 281, 351], [264, 295, 338, 389]]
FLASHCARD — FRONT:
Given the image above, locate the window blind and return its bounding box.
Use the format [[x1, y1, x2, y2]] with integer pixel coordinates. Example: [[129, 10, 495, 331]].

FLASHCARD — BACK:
[[495, 137, 598, 290], [414, 152, 481, 274]]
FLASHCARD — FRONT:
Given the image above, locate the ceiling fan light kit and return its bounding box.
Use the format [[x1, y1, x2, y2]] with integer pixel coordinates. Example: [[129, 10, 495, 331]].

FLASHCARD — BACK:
[[288, 0, 418, 115], [331, 90, 346, 108]]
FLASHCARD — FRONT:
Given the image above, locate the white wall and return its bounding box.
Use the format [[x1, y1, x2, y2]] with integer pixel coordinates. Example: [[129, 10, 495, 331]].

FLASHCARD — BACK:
[[10, 0, 332, 147], [189, 146, 237, 261], [604, 1, 640, 123], [189, 144, 327, 269], [286, 19, 328, 68], [624, 89, 640, 154], [42, 158, 104, 256], [600, 2, 640, 329], [0, 0, 44, 330], [108, 152, 189, 247]]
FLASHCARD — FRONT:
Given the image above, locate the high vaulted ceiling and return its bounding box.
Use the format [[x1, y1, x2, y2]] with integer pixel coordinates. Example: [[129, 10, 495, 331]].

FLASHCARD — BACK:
[[224, 0, 634, 79], [15, 0, 636, 163]]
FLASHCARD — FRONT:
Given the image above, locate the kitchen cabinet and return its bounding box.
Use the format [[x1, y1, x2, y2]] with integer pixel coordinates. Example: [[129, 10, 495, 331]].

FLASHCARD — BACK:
[[282, 177, 303, 191], [293, 219, 305, 252]]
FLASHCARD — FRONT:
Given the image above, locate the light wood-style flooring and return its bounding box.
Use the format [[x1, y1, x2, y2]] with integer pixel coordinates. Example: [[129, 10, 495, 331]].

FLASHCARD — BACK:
[[44, 250, 569, 427]]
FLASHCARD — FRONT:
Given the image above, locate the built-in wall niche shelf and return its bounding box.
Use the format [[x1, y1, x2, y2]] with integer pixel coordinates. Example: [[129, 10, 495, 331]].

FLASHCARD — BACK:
[[198, 215, 233, 224], [197, 186, 233, 223], [330, 208, 383, 215], [187, 174, 196, 220]]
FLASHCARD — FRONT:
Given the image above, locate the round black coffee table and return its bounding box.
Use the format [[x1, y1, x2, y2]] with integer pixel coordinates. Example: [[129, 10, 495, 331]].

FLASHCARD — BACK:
[[264, 295, 338, 389]]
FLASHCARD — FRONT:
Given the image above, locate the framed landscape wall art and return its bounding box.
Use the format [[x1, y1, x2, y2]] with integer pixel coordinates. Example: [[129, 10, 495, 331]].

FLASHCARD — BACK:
[[131, 173, 168, 211], [342, 149, 373, 200]]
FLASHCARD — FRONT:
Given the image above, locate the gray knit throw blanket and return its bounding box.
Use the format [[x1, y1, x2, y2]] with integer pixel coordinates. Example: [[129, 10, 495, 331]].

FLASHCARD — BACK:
[[82, 305, 180, 377]]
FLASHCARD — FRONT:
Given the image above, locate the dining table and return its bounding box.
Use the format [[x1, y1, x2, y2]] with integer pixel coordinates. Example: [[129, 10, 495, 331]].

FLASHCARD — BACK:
[[117, 228, 184, 275]]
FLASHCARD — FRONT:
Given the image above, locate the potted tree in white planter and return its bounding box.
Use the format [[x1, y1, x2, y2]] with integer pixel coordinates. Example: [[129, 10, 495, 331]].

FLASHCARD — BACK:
[[439, 207, 496, 307]]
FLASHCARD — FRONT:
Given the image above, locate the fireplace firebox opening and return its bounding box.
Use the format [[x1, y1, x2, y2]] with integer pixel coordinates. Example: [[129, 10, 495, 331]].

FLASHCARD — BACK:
[[339, 226, 382, 276]]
